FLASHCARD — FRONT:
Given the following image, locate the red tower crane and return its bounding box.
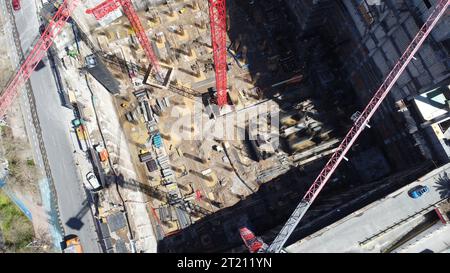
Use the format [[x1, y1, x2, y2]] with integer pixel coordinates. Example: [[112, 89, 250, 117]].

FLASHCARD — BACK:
[[239, 227, 267, 253], [208, 0, 227, 106], [244, 0, 449, 253], [0, 0, 79, 118], [85, 0, 164, 81]]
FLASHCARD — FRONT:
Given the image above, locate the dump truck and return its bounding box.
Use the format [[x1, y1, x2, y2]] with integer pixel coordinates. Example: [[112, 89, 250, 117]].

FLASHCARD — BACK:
[[95, 144, 109, 162]]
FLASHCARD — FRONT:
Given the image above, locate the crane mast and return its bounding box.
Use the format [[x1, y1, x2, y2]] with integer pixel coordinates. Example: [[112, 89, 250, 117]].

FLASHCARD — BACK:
[[208, 0, 228, 106], [266, 0, 450, 253], [0, 0, 79, 118]]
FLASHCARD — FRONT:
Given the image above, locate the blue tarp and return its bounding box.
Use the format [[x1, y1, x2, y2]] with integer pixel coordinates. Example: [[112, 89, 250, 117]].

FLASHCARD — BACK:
[[153, 134, 162, 148]]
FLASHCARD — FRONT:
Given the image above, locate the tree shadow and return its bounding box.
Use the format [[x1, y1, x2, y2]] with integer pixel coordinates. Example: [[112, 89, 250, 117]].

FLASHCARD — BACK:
[[434, 172, 450, 200]]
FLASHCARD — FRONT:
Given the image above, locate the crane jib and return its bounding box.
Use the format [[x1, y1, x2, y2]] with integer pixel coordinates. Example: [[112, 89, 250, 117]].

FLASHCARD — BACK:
[[0, 0, 80, 118], [266, 0, 449, 253]]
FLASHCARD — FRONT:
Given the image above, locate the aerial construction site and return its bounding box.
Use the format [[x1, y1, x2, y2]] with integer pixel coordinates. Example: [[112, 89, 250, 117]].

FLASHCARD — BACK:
[[0, 0, 449, 254]]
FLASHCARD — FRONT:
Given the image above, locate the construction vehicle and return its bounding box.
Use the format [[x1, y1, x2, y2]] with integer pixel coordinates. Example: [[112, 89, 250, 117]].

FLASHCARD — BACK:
[[62, 235, 83, 253], [95, 144, 109, 162], [75, 124, 88, 152], [12, 0, 21, 11], [240, 0, 449, 253], [75, 124, 87, 141]]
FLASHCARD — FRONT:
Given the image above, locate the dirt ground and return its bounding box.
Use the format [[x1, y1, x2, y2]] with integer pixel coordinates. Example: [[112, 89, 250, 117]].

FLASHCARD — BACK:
[[0, 6, 13, 87]]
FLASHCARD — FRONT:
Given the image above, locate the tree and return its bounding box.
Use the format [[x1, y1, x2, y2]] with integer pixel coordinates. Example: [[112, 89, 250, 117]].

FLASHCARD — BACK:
[[1, 127, 40, 196], [434, 172, 450, 200]]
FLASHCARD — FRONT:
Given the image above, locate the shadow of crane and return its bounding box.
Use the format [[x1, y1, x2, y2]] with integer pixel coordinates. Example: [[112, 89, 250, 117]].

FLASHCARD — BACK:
[[113, 174, 168, 203], [65, 194, 95, 230]]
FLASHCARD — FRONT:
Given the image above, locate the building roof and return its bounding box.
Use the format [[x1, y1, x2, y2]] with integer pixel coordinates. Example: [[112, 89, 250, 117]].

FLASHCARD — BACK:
[[413, 85, 450, 121], [286, 163, 450, 253]]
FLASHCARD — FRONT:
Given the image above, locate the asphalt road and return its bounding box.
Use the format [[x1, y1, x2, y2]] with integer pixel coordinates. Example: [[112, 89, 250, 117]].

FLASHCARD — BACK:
[[286, 163, 450, 253], [12, 1, 101, 252]]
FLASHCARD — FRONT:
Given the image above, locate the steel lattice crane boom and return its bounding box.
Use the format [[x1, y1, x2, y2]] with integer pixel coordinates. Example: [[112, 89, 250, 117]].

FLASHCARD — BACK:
[[0, 0, 228, 115], [262, 0, 449, 253], [208, 0, 227, 106], [0, 0, 79, 118], [86, 0, 164, 80]]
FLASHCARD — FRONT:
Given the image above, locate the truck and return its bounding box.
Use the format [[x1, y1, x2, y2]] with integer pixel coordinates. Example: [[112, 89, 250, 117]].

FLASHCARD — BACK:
[[75, 124, 88, 152], [12, 0, 20, 11], [62, 235, 83, 253], [95, 144, 109, 162]]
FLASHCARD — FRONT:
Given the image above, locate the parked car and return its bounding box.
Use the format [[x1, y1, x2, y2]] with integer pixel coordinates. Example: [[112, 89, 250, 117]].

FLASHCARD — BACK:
[[408, 185, 429, 199], [12, 0, 20, 11], [84, 171, 102, 192]]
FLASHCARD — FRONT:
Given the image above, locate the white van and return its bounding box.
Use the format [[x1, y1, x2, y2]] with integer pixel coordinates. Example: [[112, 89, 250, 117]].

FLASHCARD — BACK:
[[85, 171, 102, 192]]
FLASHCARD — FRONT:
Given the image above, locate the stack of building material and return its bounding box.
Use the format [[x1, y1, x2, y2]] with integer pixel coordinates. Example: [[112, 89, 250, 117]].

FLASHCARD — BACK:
[[153, 133, 163, 148], [146, 159, 158, 172], [138, 152, 153, 162]]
